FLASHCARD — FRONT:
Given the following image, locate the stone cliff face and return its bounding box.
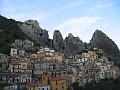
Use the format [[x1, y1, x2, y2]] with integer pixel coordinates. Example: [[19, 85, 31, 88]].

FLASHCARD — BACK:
[[20, 20, 84, 54], [89, 30, 120, 59], [20, 20, 49, 46], [64, 33, 84, 55], [19, 20, 120, 59], [53, 30, 64, 52], [1, 15, 120, 62]]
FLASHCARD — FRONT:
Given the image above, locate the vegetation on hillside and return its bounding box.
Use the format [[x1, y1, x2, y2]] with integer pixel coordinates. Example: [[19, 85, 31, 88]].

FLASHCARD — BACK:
[[72, 77, 120, 90], [0, 15, 25, 55]]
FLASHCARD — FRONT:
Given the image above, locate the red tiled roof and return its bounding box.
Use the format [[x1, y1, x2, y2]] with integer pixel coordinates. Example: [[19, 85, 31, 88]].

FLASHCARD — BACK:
[[0, 72, 21, 76], [26, 82, 49, 87], [20, 72, 32, 74], [0, 61, 8, 64], [10, 62, 20, 65], [31, 60, 55, 64], [48, 69, 61, 72]]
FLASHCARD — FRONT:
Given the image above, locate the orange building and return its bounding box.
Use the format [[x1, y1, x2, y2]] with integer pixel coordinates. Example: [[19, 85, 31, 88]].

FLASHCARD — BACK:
[[50, 76, 67, 90]]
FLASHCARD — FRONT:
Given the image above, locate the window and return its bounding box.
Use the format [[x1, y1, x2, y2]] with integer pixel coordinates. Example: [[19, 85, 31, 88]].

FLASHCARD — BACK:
[[62, 86, 64, 90], [28, 79, 30, 82], [40, 33, 43, 36], [62, 81, 64, 88], [9, 87, 10, 89], [23, 76, 25, 79], [13, 50, 15, 52], [56, 81, 57, 85], [0, 64, 2, 68], [28, 75, 31, 77]]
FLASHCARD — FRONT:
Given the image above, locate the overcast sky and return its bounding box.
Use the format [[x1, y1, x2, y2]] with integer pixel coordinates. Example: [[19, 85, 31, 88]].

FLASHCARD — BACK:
[[0, 0, 120, 48]]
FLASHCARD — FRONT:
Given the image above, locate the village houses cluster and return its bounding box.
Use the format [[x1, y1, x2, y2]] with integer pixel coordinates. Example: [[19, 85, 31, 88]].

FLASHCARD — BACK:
[[0, 39, 120, 90]]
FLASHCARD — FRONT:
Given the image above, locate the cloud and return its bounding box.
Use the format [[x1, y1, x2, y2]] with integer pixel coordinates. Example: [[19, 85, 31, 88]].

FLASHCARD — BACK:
[[47, 1, 87, 17], [2, 6, 44, 21], [101, 24, 110, 28], [2, 12, 44, 22], [90, 3, 114, 10], [55, 16, 103, 38], [57, 1, 87, 11], [1, 0, 47, 21]]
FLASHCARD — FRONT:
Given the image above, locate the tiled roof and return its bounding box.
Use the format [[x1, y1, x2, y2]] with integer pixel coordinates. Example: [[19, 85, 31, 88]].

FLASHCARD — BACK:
[[10, 62, 21, 65], [0, 61, 8, 64], [50, 76, 68, 81], [31, 60, 55, 64], [26, 82, 49, 87], [0, 72, 21, 76]]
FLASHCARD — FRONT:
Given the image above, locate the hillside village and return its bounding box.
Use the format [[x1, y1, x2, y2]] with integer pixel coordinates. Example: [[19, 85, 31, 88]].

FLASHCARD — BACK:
[[0, 39, 120, 90]]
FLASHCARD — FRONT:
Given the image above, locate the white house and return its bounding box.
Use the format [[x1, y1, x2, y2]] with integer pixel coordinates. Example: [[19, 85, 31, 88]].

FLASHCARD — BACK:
[[10, 48, 18, 56], [21, 73, 32, 82], [4, 84, 18, 90], [35, 85, 50, 90]]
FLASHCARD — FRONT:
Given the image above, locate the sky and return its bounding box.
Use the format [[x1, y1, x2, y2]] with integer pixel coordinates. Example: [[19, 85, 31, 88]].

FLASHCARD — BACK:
[[0, 0, 120, 48]]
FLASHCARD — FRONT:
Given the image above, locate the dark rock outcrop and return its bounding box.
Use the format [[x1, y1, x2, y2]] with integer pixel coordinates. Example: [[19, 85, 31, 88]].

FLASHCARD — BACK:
[[83, 42, 89, 53], [53, 30, 64, 52], [20, 20, 49, 46], [1, 15, 120, 61], [64, 33, 84, 55], [89, 30, 120, 59]]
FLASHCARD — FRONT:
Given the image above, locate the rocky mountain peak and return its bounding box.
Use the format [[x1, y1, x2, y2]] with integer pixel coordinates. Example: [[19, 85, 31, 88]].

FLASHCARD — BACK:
[[89, 30, 120, 59], [68, 33, 74, 38], [1, 15, 120, 63], [20, 20, 49, 45], [64, 33, 84, 55], [53, 30, 62, 36], [53, 30, 64, 52], [93, 30, 107, 39], [94, 30, 103, 34], [24, 20, 40, 29]]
